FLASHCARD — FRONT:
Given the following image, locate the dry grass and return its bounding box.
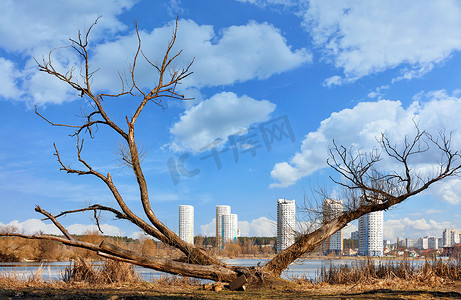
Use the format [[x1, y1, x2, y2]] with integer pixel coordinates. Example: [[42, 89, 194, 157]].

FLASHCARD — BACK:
[[0, 265, 52, 289], [309, 257, 461, 287], [61, 258, 139, 284], [0, 258, 460, 299], [152, 274, 203, 286]]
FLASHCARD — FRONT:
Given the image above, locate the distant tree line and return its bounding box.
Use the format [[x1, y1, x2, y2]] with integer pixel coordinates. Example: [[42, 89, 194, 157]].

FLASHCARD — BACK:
[[0, 228, 279, 262], [0, 230, 180, 262], [343, 239, 358, 250]]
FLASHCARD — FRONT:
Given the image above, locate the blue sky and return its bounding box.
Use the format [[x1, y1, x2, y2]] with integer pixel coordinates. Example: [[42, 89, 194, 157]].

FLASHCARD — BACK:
[[1, 0, 461, 242]]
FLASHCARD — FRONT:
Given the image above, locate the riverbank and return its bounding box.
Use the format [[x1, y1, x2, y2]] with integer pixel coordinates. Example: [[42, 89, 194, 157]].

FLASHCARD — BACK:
[[1, 258, 461, 299], [0, 279, 460, 299], [216, 253, 429, 261]]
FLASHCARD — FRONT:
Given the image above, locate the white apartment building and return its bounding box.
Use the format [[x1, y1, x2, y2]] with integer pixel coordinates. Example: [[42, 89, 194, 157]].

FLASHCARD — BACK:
[[405, 238, 418, 249], [216, 205, 231, 248], [179, 205, 194, 244], [417, 237, 429, 250], [351, 231, 359, 240], [428, 236, 439, 250], [222, 213, 238, 244], [443, 229, 461, 247], [322, 199, 343, 254], [277, 199, 296, 253], [358, 210, 383, 257]]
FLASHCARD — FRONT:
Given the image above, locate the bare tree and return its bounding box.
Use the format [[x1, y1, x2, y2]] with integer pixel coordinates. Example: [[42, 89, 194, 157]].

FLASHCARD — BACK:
[[2, 20, 460, 289], [264, 127, 460, 276]]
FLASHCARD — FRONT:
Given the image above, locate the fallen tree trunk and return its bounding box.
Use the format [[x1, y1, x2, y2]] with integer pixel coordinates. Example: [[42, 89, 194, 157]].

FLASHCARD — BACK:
[[98, 241, 238, 282]]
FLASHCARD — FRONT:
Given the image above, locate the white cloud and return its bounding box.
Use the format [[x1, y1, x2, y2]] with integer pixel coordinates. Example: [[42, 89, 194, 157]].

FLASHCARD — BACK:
[[270, 90, 461, 203], [67, 224, 123, 236], [0, 219, 123, 236], [23, 52, 82, 105], [384, 217, 452, 242], [367, 85, 390, 100], [430, 178, 461, 205], [0, 219, 61, 235], [130, 231, 151, 240], [200, 218, 216, 236], [238, 217, 276, 237], [392, 64, 436, 83], [323, 75, 343, 87], [425, 209, 442, 214], [1, 14, 310, 105], [170, 92, 276, 152], [303, 0, 461, 82], [91, 19, 311, 92], [343, 223, 357, 239], [0, 0, 133, 54], [236, 0, 298, 7], [0, 58, 22, 99], [200, 217, 276, 237], [0, 1, 135, 104]]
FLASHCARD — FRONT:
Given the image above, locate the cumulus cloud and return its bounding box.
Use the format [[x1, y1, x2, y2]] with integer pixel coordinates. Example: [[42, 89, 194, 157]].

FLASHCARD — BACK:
[[200, 216, 276, 237], [0, 0, 133, 54], [1, 10, 310, 105], [91, 19, 311, 92], [271, 101, 409, 187], [238, 217, 276, 237], [200, 218, 216, 236], [270, 90, 461, 205], [67, 224, 123, 236], [303, 0, 461, 82], [170, 92, 276, 152], [0, 0, 135, 104], [0, 58, 23, 99], [0, 219, 61, 235], [430, 178, 461, 205], [323, 75, 343, 87], [0, 219, 123, 236], [367, 85, 390, 100], [384, 217, 453, 242]]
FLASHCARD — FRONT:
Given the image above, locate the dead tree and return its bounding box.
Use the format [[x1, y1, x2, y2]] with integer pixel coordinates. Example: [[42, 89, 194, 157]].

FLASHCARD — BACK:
[[263, 128, 460, 276], [1, 19, 460, 288]]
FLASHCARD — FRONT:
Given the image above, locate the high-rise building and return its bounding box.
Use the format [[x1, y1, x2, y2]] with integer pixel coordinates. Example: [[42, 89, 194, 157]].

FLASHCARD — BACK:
[[358, 209, 383, 257], [417, 237, 429, 249], [428, 236, 439, 250], [405, 238, 417, 249], [216, 205, 231, 248], [222, 213, 238, 244], [179, 205, 194, 244], [277, 199, 296, 253], [351, 231, 359, 240], [443, 229, 461, 247], [322, 199, 343, 254]]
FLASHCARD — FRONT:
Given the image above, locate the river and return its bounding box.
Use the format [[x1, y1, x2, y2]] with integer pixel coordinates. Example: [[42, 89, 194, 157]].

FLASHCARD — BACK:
[[0, 258, 425, 282]]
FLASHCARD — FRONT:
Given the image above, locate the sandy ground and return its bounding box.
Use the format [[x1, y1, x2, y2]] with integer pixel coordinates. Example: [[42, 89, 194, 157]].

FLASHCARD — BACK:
[[1, 280, 460, 300]]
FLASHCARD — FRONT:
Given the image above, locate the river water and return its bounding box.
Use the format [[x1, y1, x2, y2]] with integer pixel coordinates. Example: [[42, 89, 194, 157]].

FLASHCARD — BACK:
[[0, 258, 425, 282]]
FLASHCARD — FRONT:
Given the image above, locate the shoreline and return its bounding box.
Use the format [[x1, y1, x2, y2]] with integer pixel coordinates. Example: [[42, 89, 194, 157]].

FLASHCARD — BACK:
[[1, 254, 432, 264], [216, 254, 429, 261]]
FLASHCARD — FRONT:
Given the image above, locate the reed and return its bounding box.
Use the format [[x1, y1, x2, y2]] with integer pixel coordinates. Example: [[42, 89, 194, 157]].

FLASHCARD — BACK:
[[316, 257, 460, 285], [153, 275, 203, 286], [0, 264, 50, 288], [61, 258, 139, 284]]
